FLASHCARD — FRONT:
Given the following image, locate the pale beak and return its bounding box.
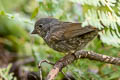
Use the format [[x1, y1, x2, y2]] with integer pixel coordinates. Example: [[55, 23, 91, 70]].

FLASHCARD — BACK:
[[31, 29, 37, 34]]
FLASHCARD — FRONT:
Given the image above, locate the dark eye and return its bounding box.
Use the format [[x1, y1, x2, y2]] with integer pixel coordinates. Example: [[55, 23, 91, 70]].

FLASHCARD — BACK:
[[38, 24, 43, 28]]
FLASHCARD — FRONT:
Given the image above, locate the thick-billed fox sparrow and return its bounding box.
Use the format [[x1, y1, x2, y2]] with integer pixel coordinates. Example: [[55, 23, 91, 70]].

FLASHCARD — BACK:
[[32, 18, 99, 53]]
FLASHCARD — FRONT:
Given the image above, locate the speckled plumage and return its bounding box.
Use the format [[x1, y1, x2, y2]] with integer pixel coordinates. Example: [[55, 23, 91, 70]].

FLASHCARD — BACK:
[[32, 18, 98, 53]]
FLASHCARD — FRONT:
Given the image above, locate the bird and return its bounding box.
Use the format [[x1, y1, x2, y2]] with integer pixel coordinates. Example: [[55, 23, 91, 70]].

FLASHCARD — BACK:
[[32, 18, 99, 53]]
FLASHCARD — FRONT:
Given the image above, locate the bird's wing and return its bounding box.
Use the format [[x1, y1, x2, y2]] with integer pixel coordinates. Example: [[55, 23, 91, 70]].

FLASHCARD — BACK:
[[49, 22, 98, 41], [63, 22, 98, 39]]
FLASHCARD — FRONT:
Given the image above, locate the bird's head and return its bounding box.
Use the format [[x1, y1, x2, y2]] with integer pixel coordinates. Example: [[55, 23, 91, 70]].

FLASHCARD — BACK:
[[32, 18, 58, 37]]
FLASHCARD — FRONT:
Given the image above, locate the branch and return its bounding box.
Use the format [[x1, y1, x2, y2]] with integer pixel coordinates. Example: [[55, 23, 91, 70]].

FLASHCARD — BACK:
[[46, 50, 120, 80]]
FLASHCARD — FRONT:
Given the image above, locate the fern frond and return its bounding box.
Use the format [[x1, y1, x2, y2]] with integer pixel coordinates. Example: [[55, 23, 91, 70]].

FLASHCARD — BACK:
[[70, 0, 116, 7], [80, 0, 120, 47], [82, 9, 119, 30], [99, 30, 120, 47], [0, 64, 16, 80], [82, 9, 103, 29]]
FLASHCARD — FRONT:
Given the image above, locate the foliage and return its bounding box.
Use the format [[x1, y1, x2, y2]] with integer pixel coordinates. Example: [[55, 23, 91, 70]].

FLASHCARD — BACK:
[[0, 64, 16, 80], [0, 0, 120, 80]]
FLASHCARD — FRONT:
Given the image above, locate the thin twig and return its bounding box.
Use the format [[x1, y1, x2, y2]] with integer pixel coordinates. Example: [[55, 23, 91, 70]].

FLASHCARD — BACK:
[[38, 60, 55, 80]]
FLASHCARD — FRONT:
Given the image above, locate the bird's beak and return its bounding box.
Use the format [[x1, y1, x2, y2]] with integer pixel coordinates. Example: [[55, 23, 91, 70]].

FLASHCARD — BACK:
[[31, 29, 37, 34]]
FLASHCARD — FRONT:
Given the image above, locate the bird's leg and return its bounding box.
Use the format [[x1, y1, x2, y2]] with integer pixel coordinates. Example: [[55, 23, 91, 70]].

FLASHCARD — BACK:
[[65, 50, 75, 55], [38, 60, 55, 80]]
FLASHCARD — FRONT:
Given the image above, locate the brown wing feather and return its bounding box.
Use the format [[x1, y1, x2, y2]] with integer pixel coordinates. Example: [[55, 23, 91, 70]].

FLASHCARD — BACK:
[[63, 23, 98, 39], [49, 22, 98, 41]]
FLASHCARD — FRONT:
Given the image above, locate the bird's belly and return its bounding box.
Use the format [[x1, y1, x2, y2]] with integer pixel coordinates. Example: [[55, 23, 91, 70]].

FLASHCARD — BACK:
[[46, 38, 87, 53]]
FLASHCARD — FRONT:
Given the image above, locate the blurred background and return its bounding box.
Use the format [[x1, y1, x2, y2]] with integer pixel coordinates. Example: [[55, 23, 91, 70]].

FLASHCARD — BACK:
[[0, 0, 120, 80]]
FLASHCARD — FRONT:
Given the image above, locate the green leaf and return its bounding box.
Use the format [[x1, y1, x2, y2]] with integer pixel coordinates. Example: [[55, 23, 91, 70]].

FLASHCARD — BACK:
[[31, 7, 39, 19]]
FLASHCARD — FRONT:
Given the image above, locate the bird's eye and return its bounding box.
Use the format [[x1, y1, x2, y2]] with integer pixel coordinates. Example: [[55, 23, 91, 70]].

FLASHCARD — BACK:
[[38, 24, 43, 28]]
